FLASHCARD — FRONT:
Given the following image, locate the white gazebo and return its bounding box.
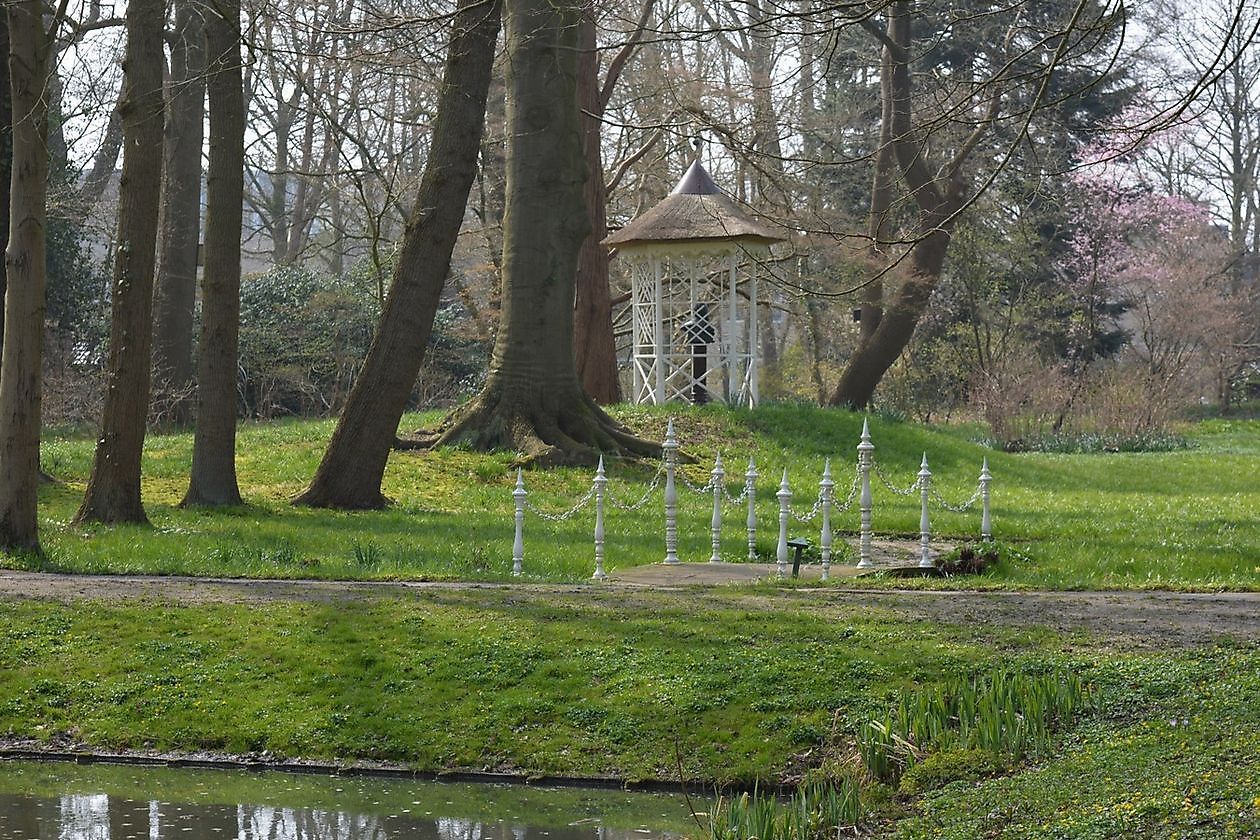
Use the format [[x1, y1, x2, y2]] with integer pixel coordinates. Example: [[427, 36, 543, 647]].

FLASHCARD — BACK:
[[603, 160, 784, 408]]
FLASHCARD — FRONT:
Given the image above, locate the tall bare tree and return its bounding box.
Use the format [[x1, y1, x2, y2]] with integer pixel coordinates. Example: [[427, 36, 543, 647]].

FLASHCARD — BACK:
[[830, 2, 1014, 407], [426, 0, 655, 464], [182, 0, 246, 507], [294, 0, 503, 509], [573, 1, 655, 404], [75, 0, 166, 525], [0, 14, 11, 361], [152, 0, 207, 421], [0, 0, 53, 552]]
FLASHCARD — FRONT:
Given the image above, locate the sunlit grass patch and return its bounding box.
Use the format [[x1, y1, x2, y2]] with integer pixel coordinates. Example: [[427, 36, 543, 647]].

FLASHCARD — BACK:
[[23, 405, 1260, 589]]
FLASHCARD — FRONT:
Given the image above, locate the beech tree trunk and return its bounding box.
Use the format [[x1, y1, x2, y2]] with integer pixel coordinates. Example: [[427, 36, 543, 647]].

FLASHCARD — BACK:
[[293, 0, 503, 509], [152, 0, 206, 422], [0, 13, 11, 362], [0, 0, 50, 552], [75, 0, 166, 525], [427, 0, 655, 466], [182, 0, 245, 507], [573, 15, 620, 405]]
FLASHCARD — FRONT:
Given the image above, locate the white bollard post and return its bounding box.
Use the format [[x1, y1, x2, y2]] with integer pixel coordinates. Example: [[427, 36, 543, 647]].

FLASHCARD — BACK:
[[918, 453, 933, 569], [710, 452, 725, 563], [512, 468, 526, 577], [776, 469, 791, 579], [592, 456, 608, 581], [745, 457, 758, 562], [857, 419, 874, 569], [820, 459, 834, 581], [980, 458, 993, 541], [663, 419, 680, 565]]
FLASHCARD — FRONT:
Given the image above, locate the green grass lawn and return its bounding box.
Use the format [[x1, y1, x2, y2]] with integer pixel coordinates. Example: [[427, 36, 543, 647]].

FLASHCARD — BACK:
[[0, 590, 1256, 837], [18, 404, 1259, 590]]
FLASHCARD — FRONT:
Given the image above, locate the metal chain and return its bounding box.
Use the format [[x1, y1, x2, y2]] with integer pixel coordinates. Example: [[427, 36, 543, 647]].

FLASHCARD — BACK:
[[873, 462, 921, 496], [606, 462, 666, 511], [723, 483, 752, 506], [525, 485, 596, 522], [790, 491, 825, 524], [679, 471, 715, 495], [832, 471, 861, 513], [931, 485, 983, 513]]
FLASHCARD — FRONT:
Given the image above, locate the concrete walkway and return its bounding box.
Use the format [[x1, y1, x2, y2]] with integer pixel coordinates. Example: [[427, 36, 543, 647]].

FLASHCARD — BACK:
[[610, 537, 941, 585]]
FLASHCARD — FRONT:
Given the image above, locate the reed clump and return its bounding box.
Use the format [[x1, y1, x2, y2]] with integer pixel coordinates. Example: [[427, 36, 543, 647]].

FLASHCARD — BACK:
[[705, 779, 862, 840], [857, 668, 1096, 785]]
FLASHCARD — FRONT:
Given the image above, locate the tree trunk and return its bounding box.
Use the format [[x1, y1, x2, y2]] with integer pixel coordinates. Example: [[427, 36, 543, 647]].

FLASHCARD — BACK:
[[832, 216, 955, 407], [477, 67, 506, 273], [76, 87, 124, 213], [293, 0, 503, 510], [426, 0, 655, 466], [182, 0, 245, 507], [74, 0, 165, 525], [831, 2, 977, 409], [0, 13, 11, 363], [0, 0, 50, 552], [860, 30, 896, 342], [152, 0, 206, 423], [44, 67, 68, 172], [573, 15, 620, 404]]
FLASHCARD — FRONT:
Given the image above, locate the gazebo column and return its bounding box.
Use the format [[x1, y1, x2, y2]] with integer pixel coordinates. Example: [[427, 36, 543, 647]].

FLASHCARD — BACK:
[[726, 253, 738, 404], [652, 255, 666, 404], [631, 261, 644, 402], [749, 273, 759, 407]]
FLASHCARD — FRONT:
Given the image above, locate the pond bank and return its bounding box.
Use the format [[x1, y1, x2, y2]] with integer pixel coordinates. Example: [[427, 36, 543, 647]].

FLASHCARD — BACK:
[[0, 745, 712, 794]]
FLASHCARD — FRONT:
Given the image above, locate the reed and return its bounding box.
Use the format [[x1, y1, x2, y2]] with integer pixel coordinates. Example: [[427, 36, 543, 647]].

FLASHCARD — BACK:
[[857, 668, 1096, 784], [706, 779, 862, 840]]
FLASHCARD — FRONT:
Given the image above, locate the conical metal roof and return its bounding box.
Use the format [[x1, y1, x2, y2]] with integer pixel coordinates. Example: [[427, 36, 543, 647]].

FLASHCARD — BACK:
[[603, 160, 785, 252]]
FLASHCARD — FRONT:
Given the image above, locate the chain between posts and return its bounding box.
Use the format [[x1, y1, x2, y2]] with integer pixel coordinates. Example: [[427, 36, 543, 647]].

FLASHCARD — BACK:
[[524, 485, 596, 522], [606, 461, 665, 511], [678, 471, 715, 495], [723, 482, 753, 506], [789, 489, 825, 524], [873, 461, 922, 496], [791, 470, 861, 519], [834, 469, 861, 512], [931, 485, 983, 513]]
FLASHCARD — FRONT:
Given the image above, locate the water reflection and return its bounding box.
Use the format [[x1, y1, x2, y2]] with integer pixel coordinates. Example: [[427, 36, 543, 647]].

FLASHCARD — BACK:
[[0, 764, 694, 840]]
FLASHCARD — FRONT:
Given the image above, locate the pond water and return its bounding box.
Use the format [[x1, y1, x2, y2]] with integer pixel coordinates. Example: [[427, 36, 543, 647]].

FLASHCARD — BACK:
[[0, 761, 701, 840]]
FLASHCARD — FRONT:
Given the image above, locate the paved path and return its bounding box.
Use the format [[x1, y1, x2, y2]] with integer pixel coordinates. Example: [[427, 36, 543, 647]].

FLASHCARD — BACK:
[[0, 569, 1256, 647], [609, 537, 942, 584]]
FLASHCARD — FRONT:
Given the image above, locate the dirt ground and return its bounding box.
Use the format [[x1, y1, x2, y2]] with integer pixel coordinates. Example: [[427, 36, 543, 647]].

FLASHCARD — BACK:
[[0, 568, 1256, 648]]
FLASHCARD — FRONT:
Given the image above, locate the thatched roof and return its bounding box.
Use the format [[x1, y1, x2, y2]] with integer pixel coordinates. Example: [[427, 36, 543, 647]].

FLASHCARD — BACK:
[[602, 160, 785, 252]]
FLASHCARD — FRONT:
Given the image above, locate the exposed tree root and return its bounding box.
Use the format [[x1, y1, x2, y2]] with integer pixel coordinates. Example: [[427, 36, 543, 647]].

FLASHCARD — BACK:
[[402, 386, 660, 467]]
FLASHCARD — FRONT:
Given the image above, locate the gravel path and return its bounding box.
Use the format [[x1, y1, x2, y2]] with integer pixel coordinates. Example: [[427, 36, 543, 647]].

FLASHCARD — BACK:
[[1, 569, 1256, 647]]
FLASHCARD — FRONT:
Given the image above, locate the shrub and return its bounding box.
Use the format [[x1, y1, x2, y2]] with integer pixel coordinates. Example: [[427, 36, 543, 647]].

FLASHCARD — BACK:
[[897, 747, 1005, 794], [935, 542, 1003, 576], [238, 265, 379, 418], [237, 264, 489, 418]]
